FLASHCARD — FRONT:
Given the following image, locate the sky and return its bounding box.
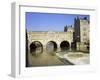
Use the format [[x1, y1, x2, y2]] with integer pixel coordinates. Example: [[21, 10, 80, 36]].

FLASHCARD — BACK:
[[25, 12, 89, 32]]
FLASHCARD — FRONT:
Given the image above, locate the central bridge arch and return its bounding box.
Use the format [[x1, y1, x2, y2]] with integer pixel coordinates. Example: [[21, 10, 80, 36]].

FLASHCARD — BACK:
[[46, 41, 57, 54]]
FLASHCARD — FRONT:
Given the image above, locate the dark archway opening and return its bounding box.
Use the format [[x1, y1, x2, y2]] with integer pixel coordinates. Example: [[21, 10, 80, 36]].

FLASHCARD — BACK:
[[30, 41, 43, 56], [60, 41, 70, 51], [46, 41, 57, 54]]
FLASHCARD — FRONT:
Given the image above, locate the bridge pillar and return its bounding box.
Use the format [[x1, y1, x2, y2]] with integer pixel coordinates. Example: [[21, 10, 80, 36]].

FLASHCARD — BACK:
[[57, 44, 61, 52], [69, 42, 72, 51]]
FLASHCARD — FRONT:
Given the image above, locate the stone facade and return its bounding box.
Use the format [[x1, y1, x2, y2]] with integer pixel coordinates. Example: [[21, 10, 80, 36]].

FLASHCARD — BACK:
[[27, 28, 74, 52], [74, 17, 89, 51], [80, 19, 89, 43]]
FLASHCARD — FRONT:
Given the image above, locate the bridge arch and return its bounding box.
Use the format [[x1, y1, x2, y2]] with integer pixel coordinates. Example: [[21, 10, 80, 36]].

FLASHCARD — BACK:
[[46, 41, 57, 54], [30, 41, 43, 56], [60, 41, 70, 51]]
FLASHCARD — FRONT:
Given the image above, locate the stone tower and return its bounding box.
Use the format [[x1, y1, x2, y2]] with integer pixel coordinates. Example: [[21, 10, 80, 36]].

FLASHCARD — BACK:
[[74, 16, 89, 43], [73, 16, 90, 51]]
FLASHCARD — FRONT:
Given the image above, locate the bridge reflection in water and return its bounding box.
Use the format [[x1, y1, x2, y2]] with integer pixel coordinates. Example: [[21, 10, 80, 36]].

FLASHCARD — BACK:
[[27, 41, 89, 67]]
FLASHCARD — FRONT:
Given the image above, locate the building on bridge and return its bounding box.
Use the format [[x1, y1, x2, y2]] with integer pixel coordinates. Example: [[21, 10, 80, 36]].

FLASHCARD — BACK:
[[73, 17, 90, 51]]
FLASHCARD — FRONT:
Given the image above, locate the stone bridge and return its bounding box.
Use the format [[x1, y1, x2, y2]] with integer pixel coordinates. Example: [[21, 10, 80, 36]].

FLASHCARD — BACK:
[[27, 31, 73, 54]]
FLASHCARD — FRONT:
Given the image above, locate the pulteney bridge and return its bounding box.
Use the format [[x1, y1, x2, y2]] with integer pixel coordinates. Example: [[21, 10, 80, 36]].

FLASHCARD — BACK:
[[27, 31, 73, 54]]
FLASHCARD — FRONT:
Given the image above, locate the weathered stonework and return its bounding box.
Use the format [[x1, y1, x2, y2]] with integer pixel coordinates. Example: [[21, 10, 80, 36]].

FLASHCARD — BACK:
[[74, 17, 90, 51], [27, 30, 73, 52]]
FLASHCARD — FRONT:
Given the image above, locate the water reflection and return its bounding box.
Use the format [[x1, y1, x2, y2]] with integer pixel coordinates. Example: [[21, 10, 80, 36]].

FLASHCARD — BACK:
[[46, 41, 57, 55], [30, 41, 43, 56]]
